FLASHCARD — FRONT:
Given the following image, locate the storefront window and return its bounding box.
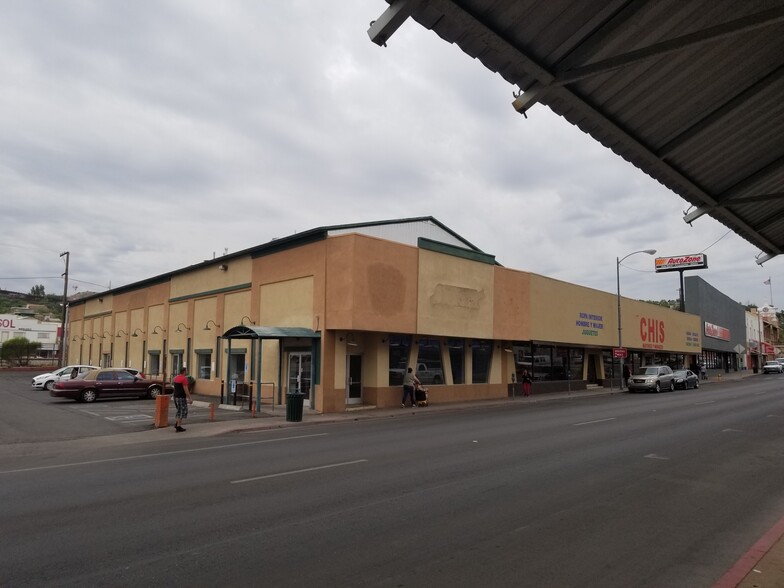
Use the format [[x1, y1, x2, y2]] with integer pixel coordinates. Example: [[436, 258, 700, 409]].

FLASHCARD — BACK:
[[148, 351, 160, 377], [471, 340, 491, 383], [197, 352, 212, 379], [388, 334, 411, 386], [448, 339, 464, 384], [602, 350, 615, 382], [532, 345, 553, 380], [512, 343, 533, 381], [569, 348, 583, 380], [170, 352, 183, 380], [554, 347, 568, 380], [416, 338, 444, 385]]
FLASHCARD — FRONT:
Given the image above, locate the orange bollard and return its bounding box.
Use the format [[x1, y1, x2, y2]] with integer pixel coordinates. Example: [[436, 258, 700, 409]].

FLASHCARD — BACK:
[[210, 403, 215, 422], [154, 394, 170, 428]]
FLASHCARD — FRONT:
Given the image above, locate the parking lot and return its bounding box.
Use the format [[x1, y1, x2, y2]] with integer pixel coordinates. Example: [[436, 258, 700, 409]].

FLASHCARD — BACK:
[[0, 370, 259, 445]]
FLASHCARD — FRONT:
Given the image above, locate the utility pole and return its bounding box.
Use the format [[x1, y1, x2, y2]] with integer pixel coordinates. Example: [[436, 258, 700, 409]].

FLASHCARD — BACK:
[[59, 251, 69, 367]]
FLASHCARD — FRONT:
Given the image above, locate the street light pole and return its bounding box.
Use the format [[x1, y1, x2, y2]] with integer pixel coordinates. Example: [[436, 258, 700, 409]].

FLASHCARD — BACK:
[[617, 249, 656, 390]]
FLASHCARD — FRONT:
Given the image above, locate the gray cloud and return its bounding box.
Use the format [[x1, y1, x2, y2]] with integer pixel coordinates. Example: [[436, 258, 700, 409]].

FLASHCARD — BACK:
[[1, 1, 778, 309]]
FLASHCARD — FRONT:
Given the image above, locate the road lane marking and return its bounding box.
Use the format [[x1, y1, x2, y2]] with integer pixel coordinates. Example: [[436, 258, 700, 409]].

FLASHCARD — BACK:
[[644, 454, 669, 460], [722, 428, 743, 433], [230, 459, 368, 484], [694, 400, 715, 405], [106, 415, 153, 422], [573, 417, 616, 426], [0, 433, 329, 475]]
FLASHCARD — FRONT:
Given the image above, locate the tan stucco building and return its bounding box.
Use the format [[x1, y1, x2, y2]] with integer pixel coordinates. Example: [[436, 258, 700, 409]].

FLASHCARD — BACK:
[[66, 218, 702, 413]]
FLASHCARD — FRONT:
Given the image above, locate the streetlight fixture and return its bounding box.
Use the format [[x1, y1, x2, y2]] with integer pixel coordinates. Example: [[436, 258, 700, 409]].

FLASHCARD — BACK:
[[175, 322, 190, 333], [617, 249, 656, 390], [240, 315, 255, 326], [203, 320, 220, 331], [131, 328, 145, 337]]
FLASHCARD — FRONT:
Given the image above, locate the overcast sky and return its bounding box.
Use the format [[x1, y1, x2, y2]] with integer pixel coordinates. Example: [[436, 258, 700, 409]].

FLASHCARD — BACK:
[[1, 2, 778, 310]]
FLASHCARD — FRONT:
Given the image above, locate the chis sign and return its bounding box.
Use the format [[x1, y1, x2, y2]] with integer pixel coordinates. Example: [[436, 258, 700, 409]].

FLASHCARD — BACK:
[[613, 347, 627, 359]]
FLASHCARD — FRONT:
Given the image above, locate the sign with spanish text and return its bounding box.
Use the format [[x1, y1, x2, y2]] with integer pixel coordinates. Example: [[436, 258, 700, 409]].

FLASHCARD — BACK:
[[640, 316, 665, 349], [655, 253, 708, 273], [575, 311, 604, 337]]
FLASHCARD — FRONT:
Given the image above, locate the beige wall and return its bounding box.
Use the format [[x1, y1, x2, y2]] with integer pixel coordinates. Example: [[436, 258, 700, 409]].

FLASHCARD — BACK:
[[529, 274, 701, 353], [529, 275, 618, 346], [325, 234, 418, 333], [493, 267, 531, 341], [260, 277, 313, 328], [623, 298, 702, 353], [418, 248, 494, 339], [170, 257, 252, 300]]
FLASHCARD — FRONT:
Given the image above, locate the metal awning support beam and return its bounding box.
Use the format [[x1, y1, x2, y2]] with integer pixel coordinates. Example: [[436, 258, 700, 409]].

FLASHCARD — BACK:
[[554, 7, 784, 85], [368, 0, 412, 46]]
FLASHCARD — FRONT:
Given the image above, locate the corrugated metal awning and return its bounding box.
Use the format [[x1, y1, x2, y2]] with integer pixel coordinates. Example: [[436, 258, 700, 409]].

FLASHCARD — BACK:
[[369, 0, 784, 262]]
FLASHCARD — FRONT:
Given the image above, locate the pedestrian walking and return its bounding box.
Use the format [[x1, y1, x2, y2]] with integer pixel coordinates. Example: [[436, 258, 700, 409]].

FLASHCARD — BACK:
[[623, 364, 631, 389], [173, 367, 192, 432], [521, 369, 532, 397], [402, 367, 420, 408], [700, 363, 707, 380]]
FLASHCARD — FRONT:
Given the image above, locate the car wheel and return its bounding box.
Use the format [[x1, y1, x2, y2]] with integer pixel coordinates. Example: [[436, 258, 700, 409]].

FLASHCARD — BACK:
[[44, 380, 56, 391], [147, 385, 162, 399], [694, 379, 699, 389], [80, 389, 97, 403], [655, 381, 661, 393]]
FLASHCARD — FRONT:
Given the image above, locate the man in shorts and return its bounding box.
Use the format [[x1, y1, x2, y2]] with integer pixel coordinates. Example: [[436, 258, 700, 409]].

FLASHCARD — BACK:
[[173, 367, 192, 432]]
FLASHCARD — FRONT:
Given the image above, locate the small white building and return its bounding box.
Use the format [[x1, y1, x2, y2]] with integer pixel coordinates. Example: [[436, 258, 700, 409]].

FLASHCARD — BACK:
[[0, 314, 61, 358]]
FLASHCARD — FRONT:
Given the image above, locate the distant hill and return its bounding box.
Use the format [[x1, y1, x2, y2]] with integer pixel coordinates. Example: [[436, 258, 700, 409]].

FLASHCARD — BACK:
[[0, 289, 64, 320]]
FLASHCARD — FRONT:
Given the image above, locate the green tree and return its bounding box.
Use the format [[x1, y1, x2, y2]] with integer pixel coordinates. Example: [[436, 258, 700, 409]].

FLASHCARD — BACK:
[[29, 284, 45, 297], [0, 337, 42, 366]]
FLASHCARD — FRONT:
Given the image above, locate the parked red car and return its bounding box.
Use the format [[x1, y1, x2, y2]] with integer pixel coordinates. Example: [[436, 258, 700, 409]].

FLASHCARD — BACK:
[[50, 368, 172, 403]]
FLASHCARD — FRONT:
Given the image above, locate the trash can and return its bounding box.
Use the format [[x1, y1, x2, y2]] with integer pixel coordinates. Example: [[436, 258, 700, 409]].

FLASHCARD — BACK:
[[154, 394, 170, 428], [286, 392, 305, 422]]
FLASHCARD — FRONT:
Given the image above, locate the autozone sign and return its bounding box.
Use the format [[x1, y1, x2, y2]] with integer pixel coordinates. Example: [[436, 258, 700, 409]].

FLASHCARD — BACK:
[[654, 253, 708, 273]]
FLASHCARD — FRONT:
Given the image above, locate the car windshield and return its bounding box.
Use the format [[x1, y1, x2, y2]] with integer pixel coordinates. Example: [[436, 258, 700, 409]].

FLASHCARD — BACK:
[[673, 370, 687, 377], [637, 367, 660, 375]]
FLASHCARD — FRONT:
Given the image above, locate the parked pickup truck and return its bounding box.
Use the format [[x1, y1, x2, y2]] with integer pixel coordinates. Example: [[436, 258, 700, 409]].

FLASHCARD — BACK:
[[389, 362, 445, 385], [414, 362, 444, 385]]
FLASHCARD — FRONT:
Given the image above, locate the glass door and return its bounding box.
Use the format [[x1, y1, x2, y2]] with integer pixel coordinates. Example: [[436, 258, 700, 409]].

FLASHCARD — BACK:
[[347, 354, 362, 405], [288, 352, 312, 401]]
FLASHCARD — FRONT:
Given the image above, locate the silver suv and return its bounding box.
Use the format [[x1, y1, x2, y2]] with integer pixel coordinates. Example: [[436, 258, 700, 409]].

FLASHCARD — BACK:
[[628, 365, 675, 393]]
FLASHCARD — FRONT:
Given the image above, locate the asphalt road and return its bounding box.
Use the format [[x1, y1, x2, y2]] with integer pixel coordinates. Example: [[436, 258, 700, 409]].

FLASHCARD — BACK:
[[2, 372, 784, 587], [0, 371, 247, 446]]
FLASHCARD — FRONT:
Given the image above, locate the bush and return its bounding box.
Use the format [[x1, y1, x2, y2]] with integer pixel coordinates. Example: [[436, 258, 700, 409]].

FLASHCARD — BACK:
[[0, 337, 42, 366]]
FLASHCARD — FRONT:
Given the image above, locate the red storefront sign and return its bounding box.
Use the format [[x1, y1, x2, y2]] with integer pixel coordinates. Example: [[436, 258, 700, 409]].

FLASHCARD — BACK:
[[704, 321, 730, 341], [613, 348, 627, 359]]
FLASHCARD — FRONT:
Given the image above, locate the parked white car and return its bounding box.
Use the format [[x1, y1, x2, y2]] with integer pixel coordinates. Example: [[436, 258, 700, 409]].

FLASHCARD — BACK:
[[31, 365, 97, 391], [763, 361, 783, 374]]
